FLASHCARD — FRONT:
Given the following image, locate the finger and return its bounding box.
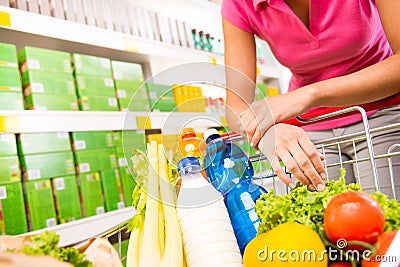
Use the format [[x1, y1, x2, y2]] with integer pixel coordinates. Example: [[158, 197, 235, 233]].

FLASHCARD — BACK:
[[270, 156, 296, 189], [298, 134, 327, 181], [250, 127, 262, 147], [289, 146, 325, 191], [241, 116, 258, 142], [278, 149, 312, 186]]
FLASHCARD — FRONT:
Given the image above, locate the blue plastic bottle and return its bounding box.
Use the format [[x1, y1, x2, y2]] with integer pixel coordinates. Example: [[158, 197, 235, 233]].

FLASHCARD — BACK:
[[203, 129, 267, 254], [203, 129, 254, 196]]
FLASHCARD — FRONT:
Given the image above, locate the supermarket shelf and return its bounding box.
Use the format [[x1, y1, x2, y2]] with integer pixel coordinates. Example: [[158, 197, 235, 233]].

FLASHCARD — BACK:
[[22, 207, 136, 247], [0, 110, 223, 133], [0, 6, 223, 67]]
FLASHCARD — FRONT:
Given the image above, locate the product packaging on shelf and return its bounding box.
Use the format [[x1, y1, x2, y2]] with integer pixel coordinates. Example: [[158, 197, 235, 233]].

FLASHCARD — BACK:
[[24, 179, 57, 231], [99, 169, 125, 212], [119, 166, 136, 206], [254, 83, 268, 101], [52, 175, 82, 224], [147, 83, 177, 112], [24, 93, 79, 111], [116, 130, 147, 150], [75, 75, 116, 97], [71, 131, 114, 151], [18, 46, 72, 73], [173, 85, 207, 112], [78, 96, 119, 111], [74, 147, 118, 174], [0, 156, 21, 184], [22, 71, 76, 95], [72, 53, 113, 78], [0, 67, 22, 92], [18, 132, 71, 155], [114, 79, 144, 97], [20, 151, 75, 180], [0, 182, 28, 235], [77, 172, 105, 217], [111, 60, 143, 81], [0, 91, 24, 110], [0, 133, 17, 157], [0, 42, 18, 68]]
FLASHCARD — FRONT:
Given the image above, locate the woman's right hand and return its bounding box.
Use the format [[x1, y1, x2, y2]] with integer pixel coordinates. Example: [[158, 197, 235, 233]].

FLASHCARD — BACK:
[[258, 123, 327, 191]]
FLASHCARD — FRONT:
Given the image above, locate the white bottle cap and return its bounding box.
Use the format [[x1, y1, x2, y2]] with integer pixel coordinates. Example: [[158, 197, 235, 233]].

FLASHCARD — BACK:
[[204, 128, 219, 141]]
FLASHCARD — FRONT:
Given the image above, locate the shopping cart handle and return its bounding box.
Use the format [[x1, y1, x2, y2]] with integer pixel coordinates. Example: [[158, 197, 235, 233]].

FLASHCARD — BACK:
[[284, 93, 400, 126]]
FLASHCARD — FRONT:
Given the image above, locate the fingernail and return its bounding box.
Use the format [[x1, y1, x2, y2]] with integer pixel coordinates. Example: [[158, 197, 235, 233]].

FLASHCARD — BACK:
[[320, 172, 327, 180], [288, 183, 296, 189], [240, 111, 246, 116], [250, 142, 255, 147], [308, 184, 316, 191], [317, 184, 325, 192]]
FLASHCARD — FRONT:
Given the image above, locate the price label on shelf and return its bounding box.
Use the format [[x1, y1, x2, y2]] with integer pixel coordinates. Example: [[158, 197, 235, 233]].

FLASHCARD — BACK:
[[79, 163, 90, 173], [1, 133, 13, 142], [96, 206, 105, 215], [75, 140, 86, 150], [117, 202, 125, 210], [0, 12, 11, 27], [46, 218, 57, 228], [28, 169, 41, 179], [57, 132, 68, 139], [0, 186, 7, 200], [108, 98, 118, 107], [54, 178, 65, 191], [31, 83, 44, 93], [118, 158, 127, 167], [104, 78, 114, 87], [125, 39, 139, 53], [117, 89, 127, 98]]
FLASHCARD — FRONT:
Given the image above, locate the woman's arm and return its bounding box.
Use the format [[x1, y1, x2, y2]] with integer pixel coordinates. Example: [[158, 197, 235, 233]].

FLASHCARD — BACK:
[[223, 18, 257, 135], [243, 0, 400, 145]]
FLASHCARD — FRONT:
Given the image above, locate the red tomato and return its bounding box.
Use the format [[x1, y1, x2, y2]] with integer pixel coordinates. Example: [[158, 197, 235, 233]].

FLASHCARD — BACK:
[[362, 230, 400, 267], [330, 262, 353, 267], [324, 191, 385, 251]]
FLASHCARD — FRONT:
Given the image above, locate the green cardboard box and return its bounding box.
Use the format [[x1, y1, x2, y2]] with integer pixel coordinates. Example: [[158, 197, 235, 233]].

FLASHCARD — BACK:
[[114, 80, 143, 96], [100, 169, 124, 212], [0, 182, 28, 235], [0, 42, 18, 68], [75, 75, 116, 97], [147, 83, 176, 112], [71, 131, 113, 151], [77, 172, 105, 217], [118, 97, 151, 112], [20, 151, 75, 180], [119, 130, 147, 150], [0, 156, 21, 184], [24, 179, 57, 231], [111, 60, 143, 81], [22, 71, 75, 95], [72, 53, 112, 78], [119, 167, 136, 206], [255, 83, 268, 101], [115, 80, 150, 112], [0, 67, 22, 92], [0, 91, 23, 110], [18, 132, 71, 155], [52, 176, 82, 224], [25, 93, 78, 111], [18, 46, 72, 73], [74, 147, 117, 174], [0, 133, 17, 157], [112, 131, 123, 147], [79, 96, 119, 111]]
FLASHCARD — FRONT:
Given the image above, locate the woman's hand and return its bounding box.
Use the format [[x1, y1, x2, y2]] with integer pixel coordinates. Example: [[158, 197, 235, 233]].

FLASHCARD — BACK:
[[258, 123, 327, 191]]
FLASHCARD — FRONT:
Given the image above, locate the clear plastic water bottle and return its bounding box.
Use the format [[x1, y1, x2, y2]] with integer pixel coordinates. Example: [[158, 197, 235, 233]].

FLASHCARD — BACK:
[[203, 129, 254, 195], [203, 129, 267, 254], [176, 157, 243, 267], [225, 178, 266, 254]]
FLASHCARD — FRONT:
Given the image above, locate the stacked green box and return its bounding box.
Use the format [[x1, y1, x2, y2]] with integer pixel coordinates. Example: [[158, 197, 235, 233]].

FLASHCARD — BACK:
[[0, 133, 17, 157], [75, 75, 116, 97], [77, 172, 105, 217], [0, 134, 21, 184], [0, 43, 23, 110], [0, 42, 19, 68], [52, 176, 82, 224], [18, 46, 77, 111], [0, 182, 28, 235], [111, 60, 149, 112], [71, 131, 113, 151], [24, 179, 57, 231], [147, 83, 176, 112], [100, 169, 124, 212], [74, 147, 117, 174], [72, 53, 118, 111], [24, 93, 78, 111], [22, 71, 75, 95], [18, 132, 71, 155], [20, 151, 75, 180], [119, 167, 136, 206], [117, 130, 147, 149]]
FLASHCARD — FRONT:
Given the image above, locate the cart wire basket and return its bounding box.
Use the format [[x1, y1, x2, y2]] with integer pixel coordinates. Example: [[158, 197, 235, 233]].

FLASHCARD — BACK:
[[75, 94, 400, 266]]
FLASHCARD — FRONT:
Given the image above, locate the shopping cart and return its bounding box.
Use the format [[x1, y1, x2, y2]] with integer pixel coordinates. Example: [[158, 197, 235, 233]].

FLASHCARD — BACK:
[[74, 94, 400, 266]]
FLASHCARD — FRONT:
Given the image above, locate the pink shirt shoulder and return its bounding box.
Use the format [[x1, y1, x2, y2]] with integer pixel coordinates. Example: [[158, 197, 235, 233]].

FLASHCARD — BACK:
[[222, 0, 392, 131]]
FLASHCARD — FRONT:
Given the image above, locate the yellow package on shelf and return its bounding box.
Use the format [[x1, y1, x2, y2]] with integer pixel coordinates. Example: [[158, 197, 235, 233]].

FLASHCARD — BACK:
[[173, 85, 207, 112]]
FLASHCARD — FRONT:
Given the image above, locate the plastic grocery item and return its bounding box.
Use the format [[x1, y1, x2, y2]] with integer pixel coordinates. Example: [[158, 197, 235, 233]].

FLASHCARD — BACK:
[[176, 156, 243, 266], [225, 178, 267, 254], [203, 128, 254, 195], [203, 128, 267, 254]]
